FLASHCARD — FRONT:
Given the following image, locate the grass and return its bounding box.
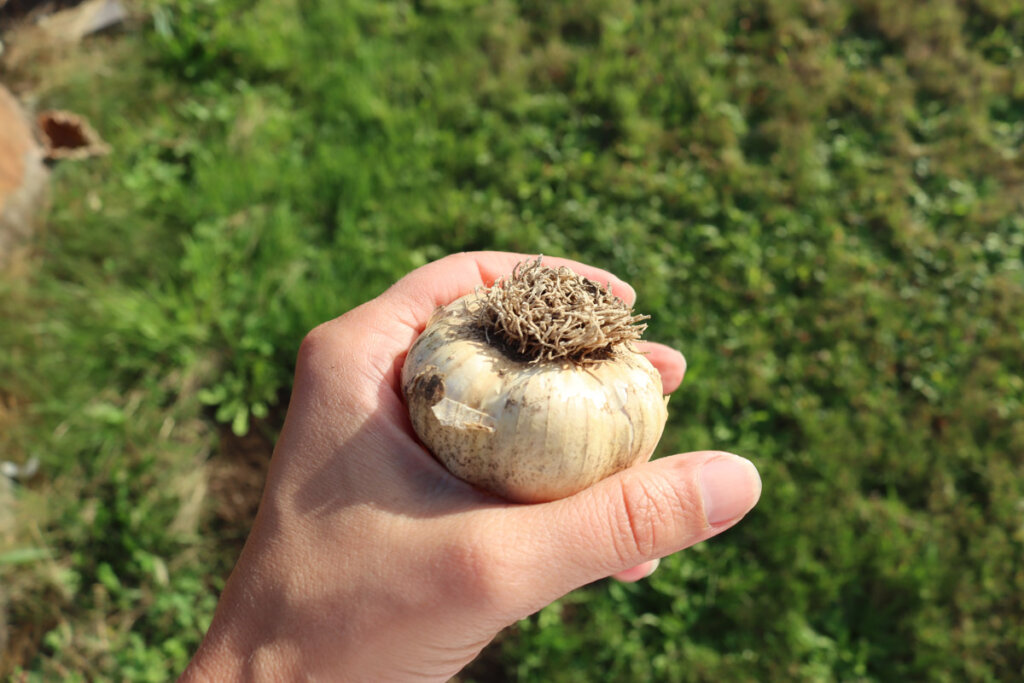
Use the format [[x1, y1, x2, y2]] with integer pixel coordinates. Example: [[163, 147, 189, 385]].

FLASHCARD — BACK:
[[2, 0, 1023, 679]]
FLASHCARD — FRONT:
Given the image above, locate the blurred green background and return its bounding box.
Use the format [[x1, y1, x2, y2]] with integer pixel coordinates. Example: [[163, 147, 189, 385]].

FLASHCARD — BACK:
[[2, 0, 1023, 680]]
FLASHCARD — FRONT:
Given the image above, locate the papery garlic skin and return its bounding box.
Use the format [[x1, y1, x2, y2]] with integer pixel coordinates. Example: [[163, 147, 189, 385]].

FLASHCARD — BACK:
[[402, 292, 669, 503]]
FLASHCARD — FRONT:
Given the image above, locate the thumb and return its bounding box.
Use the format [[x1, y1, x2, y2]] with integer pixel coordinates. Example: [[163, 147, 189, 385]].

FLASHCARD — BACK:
[[505, 451, 761, 611]]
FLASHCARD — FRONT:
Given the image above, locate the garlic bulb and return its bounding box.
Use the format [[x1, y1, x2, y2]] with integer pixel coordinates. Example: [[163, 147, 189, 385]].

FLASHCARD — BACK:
[[401, 259, 669, 503]]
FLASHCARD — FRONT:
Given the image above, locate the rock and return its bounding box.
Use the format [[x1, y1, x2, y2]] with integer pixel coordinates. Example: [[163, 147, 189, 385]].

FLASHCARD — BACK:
[[0, 84, 49, 266], [36, 0, 128, 44]]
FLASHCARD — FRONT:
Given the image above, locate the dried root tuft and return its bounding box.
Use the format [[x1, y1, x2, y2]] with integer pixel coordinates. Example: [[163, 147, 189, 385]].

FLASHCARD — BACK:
[[476, 257, 648, 363]]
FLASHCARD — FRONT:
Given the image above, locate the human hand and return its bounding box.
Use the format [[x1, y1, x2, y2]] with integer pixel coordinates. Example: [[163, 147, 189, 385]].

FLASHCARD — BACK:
[[180, 252, 762, 682]]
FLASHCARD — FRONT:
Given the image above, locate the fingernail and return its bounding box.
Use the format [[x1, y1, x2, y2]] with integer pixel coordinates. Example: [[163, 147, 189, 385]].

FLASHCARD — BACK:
[[700, 456, 761, 526], [642, 558, 660, 579], [611, 279, 636, 306]]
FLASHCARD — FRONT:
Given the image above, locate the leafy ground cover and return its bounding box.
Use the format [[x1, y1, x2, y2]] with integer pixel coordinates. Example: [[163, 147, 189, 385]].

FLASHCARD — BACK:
[[1, 0, 1022, 680]]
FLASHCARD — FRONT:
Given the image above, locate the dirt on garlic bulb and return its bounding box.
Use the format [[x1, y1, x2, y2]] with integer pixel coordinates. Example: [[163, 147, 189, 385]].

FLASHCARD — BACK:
[[401, 258, 669, 503]]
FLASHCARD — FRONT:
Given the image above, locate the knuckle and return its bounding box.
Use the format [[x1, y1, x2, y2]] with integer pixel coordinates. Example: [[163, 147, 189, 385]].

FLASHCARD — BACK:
[[295, 321, 351, 391], [437, 530, 517, 613], [297, 322, 332, 367], [610, 474, 681, 563]]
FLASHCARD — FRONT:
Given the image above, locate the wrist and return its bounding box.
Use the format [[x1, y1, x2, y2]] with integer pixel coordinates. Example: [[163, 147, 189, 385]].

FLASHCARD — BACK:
[[180, 528, 314, 682], [180, 586, 302, 682]]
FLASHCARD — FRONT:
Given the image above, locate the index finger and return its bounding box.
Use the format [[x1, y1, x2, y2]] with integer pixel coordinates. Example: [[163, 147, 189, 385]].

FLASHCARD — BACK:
[[379, 251, 637, 337], [309, 252, 640, 397]]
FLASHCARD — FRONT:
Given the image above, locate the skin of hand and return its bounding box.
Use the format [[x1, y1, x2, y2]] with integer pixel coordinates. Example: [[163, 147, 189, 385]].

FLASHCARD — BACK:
[[179, 252, 762, 682]]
